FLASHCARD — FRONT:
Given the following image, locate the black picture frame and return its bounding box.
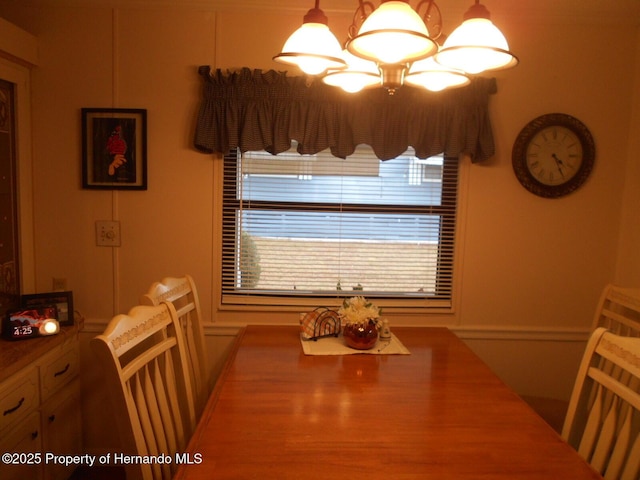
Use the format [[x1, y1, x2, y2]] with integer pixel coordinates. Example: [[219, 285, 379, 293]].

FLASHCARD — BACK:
[[82, 108, 147, 190], [21, 291, 74, 326]]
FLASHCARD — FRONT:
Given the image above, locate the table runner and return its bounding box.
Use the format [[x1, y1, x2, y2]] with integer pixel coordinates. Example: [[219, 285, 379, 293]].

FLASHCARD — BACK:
[[300, 332, 410, 355]]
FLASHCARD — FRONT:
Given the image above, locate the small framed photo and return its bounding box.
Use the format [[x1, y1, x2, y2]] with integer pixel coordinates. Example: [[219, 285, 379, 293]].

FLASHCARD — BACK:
[[21, 291, 74, 326], [82, 108, 147, 190]]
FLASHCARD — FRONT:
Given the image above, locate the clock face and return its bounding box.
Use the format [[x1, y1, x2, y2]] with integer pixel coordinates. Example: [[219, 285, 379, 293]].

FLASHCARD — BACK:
[[512, 113, 595, 198], [525, 126, 583, 186], [13, 324, 35, 337]]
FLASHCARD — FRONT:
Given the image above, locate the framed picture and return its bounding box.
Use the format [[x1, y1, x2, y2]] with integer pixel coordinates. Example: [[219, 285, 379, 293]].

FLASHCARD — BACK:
[[21, 291, 74, 326], [82, 108, 147, 190]]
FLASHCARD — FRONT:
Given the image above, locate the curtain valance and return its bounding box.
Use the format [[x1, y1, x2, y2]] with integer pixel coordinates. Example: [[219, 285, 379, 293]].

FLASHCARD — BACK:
[[194, 66, 497, 162]]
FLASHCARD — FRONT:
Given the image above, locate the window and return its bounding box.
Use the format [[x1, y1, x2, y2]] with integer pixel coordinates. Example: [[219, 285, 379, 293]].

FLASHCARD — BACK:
[[222, 144, 459, 308]]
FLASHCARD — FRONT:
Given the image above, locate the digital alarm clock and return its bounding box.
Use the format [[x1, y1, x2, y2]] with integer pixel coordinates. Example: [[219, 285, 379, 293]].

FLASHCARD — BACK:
[[3, 306, 60, 340]]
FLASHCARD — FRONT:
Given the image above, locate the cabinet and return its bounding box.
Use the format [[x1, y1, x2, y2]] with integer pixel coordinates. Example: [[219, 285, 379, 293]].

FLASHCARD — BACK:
[[0, 327, 81, 480]]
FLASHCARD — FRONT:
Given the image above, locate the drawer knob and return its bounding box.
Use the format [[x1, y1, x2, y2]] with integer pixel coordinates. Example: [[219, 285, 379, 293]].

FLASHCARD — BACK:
[[54, 363, 70, 377], [31, 430, 39, 440], [48, 414, 56, 422], [3, 397, 24, 416]]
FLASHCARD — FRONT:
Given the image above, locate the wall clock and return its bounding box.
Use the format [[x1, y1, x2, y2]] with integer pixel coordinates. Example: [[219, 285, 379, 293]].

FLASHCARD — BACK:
[[512, 113, 595, 198]]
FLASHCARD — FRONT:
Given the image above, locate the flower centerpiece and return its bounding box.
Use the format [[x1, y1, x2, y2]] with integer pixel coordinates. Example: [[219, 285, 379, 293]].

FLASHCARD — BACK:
[[338, 296, 381, 350]]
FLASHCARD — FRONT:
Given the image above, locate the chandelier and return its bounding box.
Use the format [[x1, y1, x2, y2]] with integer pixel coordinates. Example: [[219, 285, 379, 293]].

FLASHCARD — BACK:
[[273, 0, 518, 95]]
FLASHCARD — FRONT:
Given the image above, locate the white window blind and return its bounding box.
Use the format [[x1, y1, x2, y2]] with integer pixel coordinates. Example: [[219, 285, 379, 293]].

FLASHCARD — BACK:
[[222, 144, 458, 307]]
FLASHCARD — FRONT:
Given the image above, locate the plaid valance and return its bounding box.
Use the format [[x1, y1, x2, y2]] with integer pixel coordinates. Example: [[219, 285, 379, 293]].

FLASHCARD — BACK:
[[194, 66, 497, 162]]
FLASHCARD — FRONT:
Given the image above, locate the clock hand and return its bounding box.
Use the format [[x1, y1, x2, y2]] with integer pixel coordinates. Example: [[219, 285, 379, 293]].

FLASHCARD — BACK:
[[551, 153, 565, 177]]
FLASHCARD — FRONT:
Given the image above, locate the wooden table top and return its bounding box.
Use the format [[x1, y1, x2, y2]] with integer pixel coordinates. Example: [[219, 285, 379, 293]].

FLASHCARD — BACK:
[[175, 325, 602, 480]]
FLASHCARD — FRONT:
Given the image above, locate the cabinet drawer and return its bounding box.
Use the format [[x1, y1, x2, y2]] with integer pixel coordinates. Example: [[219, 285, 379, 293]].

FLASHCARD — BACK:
[[0, 367, 39, 433], [42, 378, 82, 480], [40, 341, 79, 401], [0, 411, 43, 480]]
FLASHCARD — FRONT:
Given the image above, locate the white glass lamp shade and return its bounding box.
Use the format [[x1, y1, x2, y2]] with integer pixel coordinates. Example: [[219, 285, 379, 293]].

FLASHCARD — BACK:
[[39, 318, 60, 336], [323, 50, 380, 93], [406, 57, 470, 92], [273, 22, 346, 75], [435, 17, 518, 74], [347, 1, 438, 65]]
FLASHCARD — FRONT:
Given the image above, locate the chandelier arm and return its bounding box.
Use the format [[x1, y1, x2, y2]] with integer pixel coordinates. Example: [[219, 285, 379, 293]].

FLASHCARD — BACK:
[[416, 0, 443, 41], [348, 0, 376, 40]]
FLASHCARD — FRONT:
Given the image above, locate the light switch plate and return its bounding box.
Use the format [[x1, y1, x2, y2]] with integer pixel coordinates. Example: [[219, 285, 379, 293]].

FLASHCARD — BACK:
[[52, 277, 67, 291], [96, 220, 121, 247]]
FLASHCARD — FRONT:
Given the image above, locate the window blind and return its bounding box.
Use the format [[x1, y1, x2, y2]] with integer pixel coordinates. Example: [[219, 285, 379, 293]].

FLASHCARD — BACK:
[[222, 144, 458, 307]]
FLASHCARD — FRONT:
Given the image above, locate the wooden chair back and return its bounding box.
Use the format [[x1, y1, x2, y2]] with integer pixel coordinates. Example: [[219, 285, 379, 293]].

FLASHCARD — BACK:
[[141, 275, 208, 417], [562, 327, 640, 480], [523, 285, 640, 433], [592, 284, 640, 336], [91, 303, 196, 480]]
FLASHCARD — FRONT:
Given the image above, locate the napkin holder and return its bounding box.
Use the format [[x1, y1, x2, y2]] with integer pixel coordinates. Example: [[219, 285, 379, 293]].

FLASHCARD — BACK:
[[299, 307, 341, 341]]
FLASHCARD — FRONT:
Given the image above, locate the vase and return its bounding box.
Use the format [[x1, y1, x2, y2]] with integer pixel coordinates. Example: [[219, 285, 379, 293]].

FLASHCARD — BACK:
[[343, 320, 379, 350]]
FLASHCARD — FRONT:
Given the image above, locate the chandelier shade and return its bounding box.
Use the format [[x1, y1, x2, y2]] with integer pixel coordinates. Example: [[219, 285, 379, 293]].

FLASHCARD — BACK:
[[434, 2, 518, 74], [273, 4, 346, 75], [406, 57, 470, 92], [347, 1, 438, 64], [322, 50, 381, 93]]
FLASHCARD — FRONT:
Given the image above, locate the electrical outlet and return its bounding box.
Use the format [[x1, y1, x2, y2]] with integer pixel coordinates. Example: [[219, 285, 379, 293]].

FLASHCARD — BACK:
[[96, 220, 121, 247], [52, 277, 67, 291]]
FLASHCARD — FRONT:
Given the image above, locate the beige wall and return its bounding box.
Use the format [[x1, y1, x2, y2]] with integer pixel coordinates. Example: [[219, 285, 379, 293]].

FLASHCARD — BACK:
[[0, 0, 639, 452], [617, 31, 640, 286]]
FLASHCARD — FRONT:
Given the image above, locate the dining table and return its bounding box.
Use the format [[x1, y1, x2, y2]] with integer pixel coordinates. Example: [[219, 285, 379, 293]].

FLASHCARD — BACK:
[[174, 325, 602, 479]]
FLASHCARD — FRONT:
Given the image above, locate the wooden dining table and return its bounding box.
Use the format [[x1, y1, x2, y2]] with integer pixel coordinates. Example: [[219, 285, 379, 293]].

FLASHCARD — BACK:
[[174, 325, 602, 479]]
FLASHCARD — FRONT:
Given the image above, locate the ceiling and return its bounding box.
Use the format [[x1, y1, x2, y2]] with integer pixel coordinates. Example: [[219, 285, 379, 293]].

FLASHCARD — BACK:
[[6, 0, 640, 16], [2, 0, 639, 28]]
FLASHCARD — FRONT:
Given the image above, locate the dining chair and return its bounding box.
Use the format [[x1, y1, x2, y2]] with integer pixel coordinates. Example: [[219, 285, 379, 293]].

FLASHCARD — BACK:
[[591, 284, 640, 336], [140, 275, 208, 417], [91, 303, 196, 480], [523, 284, 640, 433], [561, 327, 640, 480]]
